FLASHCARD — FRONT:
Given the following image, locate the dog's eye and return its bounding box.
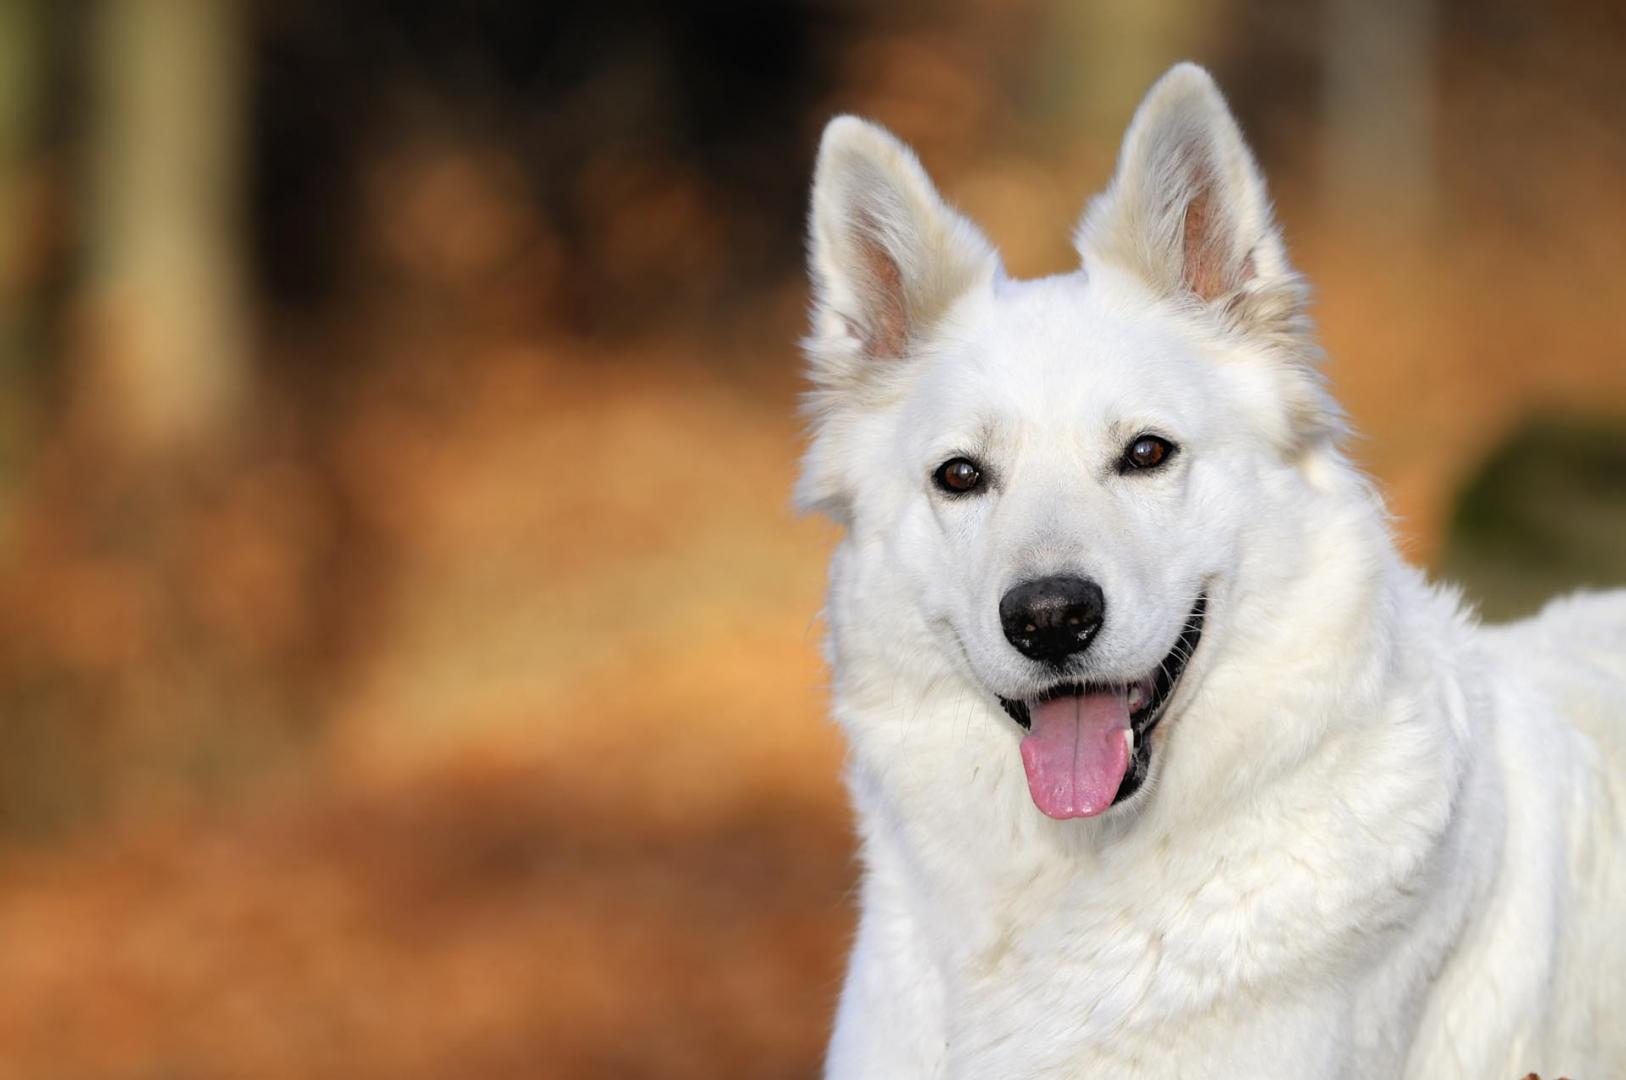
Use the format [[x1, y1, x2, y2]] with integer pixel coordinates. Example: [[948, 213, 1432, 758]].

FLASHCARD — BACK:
[[1121, 435, 1175, 472], [933, 457, 984, 494]]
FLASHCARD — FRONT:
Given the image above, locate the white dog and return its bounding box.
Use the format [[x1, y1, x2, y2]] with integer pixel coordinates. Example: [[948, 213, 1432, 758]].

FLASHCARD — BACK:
[[798, 63, 1626, 1078]]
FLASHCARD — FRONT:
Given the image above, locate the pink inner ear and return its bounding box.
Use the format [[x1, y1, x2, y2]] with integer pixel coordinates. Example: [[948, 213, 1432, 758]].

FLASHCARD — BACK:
[[1181, 186, 1230, 303], [857, 226, 908, 358]]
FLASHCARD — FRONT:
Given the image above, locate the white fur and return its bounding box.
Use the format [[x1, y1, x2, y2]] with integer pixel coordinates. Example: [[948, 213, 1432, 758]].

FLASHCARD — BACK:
[[800, 63, 1626, 1078]]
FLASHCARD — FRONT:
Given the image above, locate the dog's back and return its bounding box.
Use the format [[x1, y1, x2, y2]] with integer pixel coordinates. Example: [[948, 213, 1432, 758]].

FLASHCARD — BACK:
[[1438, 591, 1626, 1073], [1501, 593, 1626, 1053]]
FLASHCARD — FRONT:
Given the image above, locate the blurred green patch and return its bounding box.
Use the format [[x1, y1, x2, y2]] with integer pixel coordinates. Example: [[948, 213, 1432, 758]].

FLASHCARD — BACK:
[[1438, 416, 1626, 622]]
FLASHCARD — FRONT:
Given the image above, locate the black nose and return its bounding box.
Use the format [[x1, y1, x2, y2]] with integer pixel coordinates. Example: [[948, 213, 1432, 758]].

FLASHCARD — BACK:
[[999, 575, 1106, 664]]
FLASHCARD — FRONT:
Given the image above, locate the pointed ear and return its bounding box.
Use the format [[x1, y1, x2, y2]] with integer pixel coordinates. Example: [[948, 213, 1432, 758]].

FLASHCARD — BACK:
[[1076, 63, 1297, 329], [1077, 64, 1338, 447], [805, 116, 999, 392]]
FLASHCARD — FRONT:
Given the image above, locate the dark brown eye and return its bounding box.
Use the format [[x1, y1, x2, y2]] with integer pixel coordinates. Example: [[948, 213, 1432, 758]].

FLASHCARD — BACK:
[[1122, 435, 1175, 472], [934, 457, 983, 494]]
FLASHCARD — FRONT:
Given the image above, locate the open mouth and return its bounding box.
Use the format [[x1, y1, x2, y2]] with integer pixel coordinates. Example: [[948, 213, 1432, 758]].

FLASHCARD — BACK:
[[997, 594, 1206, 818]]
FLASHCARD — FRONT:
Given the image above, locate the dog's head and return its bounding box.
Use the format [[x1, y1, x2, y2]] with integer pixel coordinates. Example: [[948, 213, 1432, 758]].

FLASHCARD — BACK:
[[799, 65, 1347, 821]]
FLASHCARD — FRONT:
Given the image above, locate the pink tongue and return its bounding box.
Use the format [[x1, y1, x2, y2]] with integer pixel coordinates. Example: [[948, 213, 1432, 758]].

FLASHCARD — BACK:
[[1019, 691, 1131, 819]]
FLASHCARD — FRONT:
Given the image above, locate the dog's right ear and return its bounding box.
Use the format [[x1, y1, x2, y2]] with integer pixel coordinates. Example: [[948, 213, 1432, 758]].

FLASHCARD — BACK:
[[804, 116, 999, 394]]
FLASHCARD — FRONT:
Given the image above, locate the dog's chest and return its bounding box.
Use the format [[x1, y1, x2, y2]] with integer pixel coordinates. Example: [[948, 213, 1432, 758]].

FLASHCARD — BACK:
[[926, 868, 1218, 1059], [918, 835, 1413, 1077], [937, 909, 1362, 1078]]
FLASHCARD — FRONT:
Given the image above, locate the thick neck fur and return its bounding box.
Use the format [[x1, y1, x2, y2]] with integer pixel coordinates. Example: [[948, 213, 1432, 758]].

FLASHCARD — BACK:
[[823, 442, 1494, 1056]]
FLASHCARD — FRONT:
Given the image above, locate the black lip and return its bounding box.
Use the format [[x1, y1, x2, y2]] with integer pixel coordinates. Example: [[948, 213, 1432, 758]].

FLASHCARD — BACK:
[[998, 594, 1207, 807]]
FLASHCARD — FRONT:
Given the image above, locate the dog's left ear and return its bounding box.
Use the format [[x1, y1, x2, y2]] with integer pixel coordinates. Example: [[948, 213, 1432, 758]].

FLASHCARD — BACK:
[[1077, 63, 1336, 443], [1077, 63, 1290, 310]]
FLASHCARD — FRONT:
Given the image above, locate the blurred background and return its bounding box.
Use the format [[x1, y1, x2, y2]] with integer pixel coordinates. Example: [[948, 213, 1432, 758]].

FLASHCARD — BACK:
[[0, 1, 1623, 1076]]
